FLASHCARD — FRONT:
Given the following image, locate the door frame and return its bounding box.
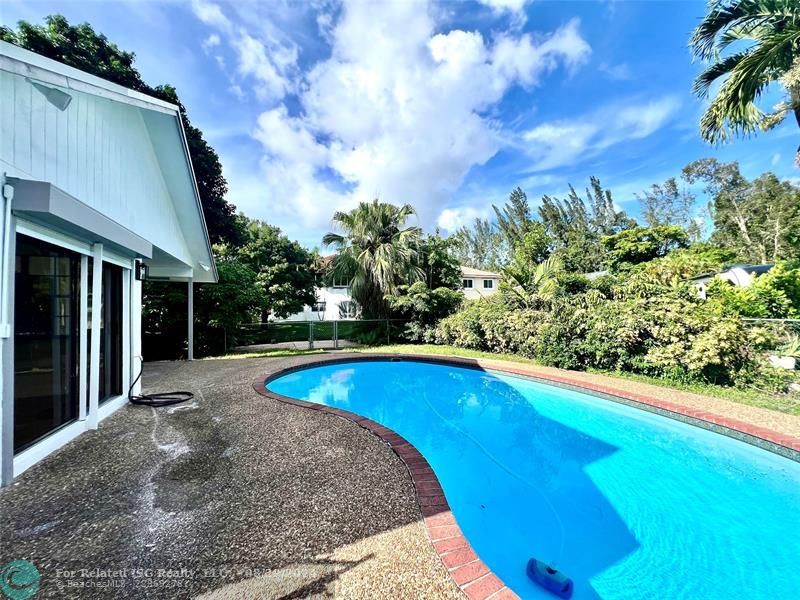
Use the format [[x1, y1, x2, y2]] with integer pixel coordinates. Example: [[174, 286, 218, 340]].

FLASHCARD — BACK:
[[11, 219, 134, 476]]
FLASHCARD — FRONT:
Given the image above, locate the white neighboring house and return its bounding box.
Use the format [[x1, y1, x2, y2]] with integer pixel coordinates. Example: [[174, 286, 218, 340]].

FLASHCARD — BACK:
[[0, 42, 216, 483], [460, 266, 501, 299], [278, 279, 358, 322], [277, 263, 504, 321], [690, 264, 774, 299]]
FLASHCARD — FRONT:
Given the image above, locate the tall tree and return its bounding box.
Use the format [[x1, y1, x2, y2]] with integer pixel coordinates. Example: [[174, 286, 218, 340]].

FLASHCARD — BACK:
[[539, 177, 634, 272], [419, 232, 462, 290], [234, 218, 318, 320], [322, 200, 424, 318], [637, 177, 701, 240], [493, 187, 534, 249], [1, 15, 243, 245], [602, 225, 690, 272], [684, 158, 800, 262], [453, 217, 508, 271], [690, 0, 800, 162]]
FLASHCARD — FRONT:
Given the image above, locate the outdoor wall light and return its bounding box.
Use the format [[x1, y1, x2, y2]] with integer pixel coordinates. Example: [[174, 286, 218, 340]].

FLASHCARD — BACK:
[[135, 260, 149, 281], [27, 79, 73, 111], [198, 262, 211, 271]]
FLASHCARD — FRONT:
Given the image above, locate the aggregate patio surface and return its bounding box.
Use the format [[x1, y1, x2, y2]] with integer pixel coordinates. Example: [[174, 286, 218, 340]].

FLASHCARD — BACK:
[[2, 352, 798, 599]]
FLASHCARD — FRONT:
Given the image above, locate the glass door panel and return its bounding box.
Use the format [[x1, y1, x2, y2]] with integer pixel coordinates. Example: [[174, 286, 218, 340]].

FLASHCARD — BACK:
[[99, 262, 123, 402], [14, 234, 81, 453]]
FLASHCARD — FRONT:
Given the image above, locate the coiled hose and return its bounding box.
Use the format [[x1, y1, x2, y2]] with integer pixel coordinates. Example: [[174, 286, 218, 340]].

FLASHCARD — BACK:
[[128, 356, 194, 407]]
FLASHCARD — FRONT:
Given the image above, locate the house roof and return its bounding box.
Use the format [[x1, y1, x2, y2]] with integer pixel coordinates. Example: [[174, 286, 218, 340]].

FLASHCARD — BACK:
[[0, 41, 217, 283], [460, 265, 501, 279], [688, 263, 775, 281]]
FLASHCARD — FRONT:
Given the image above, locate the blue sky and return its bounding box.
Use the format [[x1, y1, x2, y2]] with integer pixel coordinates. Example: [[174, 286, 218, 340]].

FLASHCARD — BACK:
[[3, 0, 798, 248]]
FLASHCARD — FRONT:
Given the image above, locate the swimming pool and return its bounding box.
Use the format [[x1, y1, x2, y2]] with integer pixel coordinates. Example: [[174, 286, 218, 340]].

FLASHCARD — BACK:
[[266, 359, 800, 600]]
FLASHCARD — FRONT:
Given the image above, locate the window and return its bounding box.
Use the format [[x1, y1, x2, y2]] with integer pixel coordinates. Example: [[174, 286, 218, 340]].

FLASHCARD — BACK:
[[483, 279, 493, 289], [331, 278, 349, 289], [311, 301, 327, 312], [462, 279, 473, 289]]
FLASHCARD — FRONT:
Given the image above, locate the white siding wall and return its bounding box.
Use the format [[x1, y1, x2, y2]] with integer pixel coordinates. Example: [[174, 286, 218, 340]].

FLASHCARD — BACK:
[[0, 71, 191, 264], [462, 278, 499, 300], [279, 287, 355, 321]]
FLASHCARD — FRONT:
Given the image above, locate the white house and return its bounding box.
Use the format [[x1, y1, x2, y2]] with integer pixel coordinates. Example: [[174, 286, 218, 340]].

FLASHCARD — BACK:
[[279, 280, 358, 322], [0, 42, 216, 483], [460, 266, 501, 299], [690, 264, 774, 299]]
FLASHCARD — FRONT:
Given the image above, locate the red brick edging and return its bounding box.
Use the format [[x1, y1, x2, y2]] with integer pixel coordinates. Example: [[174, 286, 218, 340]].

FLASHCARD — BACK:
[[254, 354, 800, 600]]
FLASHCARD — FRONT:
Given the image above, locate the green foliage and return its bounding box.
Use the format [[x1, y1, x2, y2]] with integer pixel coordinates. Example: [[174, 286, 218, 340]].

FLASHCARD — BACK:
[[234, 218, 318, 319], [500, 256, 562, 308], [453, 218, 508, 271], [386, 282, 463, 341], [602, 226, 690, 272], [419, 233, 462, 290], [689, 0, 800, 159], [706, 261, 800, 318], [539, 177, 635, 272], [323, 199, 423, 318], [493, 187, 536, 248], [195, 260, 262, 334], [683, 159, 800, 263], [637, 177, 700, 239], [637, 243, 738, 283], [1, 15, 243, 246], [434, 292, 762, 386]]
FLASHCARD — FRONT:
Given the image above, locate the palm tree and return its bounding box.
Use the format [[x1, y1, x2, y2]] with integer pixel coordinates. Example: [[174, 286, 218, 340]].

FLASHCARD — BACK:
[[690, 0, 800, 162], [501, 256, 562, 309], [322, 200, 424, 318]]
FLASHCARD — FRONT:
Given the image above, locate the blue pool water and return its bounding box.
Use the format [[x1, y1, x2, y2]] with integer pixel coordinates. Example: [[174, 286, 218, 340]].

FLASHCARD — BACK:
[[267, 360, 800, 600]]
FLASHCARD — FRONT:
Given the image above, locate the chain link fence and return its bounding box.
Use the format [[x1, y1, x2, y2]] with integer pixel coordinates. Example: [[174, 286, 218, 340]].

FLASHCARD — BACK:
[[235, 319, 408, 351]]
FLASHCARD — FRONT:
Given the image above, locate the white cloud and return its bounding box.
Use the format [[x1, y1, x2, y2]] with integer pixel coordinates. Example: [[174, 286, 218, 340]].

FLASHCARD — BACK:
[[195, 1, 591, 233], [477, 0, 533, 25], [202, 33, 220, 51], [191, 0, 297, 103], [771, 153, 781, 165], [598, 62, 631, 81], [437, 206, 492, 231], [521, 96, 681, 171]]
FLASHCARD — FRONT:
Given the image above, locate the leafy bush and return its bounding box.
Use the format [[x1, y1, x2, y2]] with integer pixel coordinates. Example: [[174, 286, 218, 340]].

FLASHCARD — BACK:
[[434, 289, 762, 386], [386, 282, 463, 341], [706, 262, 800, 318]]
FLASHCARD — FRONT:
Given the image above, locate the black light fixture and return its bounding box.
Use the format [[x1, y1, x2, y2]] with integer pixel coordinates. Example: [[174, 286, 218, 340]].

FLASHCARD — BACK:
[[135, 260, 149, 281]]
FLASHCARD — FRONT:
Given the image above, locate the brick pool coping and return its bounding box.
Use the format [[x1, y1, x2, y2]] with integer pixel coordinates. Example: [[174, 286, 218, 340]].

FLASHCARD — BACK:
[[254, 353, 800, 600]]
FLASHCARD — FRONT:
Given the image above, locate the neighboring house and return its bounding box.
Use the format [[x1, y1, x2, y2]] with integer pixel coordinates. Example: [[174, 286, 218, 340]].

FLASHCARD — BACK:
[[460, 266, 501, 299], [690, 264, 774, 299], [0, 42, 216, 483], [279, 278, 358, 322]]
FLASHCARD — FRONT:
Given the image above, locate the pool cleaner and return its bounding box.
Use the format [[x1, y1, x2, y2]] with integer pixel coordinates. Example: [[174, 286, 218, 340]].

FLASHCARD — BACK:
[[526, 559, 573, 599]]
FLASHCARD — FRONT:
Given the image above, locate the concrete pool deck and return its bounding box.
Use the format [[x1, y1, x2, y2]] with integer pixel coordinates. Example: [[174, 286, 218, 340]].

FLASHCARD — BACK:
[[2, 352, 798, 599]]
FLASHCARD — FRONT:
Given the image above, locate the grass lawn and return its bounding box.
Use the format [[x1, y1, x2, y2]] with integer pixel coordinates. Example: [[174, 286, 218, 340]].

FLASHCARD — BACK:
[[203, 348, 325, 360], [362, 344, 800, 416]]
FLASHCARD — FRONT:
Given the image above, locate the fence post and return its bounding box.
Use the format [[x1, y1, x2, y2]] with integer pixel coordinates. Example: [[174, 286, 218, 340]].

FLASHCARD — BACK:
[[309, 321, 314, 350], [334, 320, 338, 350], [386, 319, 390, 345]]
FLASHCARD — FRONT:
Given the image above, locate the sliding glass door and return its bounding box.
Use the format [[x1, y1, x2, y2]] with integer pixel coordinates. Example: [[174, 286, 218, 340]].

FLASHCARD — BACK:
[[100, 263, 123, 402], [14, 235, 81, 453], [86, 259, 125, 404]]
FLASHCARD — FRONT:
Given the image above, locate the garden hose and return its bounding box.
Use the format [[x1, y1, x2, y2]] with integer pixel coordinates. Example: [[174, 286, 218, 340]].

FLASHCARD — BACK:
[[128, 356, 194, 407]]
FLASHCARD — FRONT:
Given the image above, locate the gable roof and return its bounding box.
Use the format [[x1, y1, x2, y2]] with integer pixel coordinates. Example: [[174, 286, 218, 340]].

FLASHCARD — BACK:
[[460, 266, 502, 279], [0, 41, 217, 283]]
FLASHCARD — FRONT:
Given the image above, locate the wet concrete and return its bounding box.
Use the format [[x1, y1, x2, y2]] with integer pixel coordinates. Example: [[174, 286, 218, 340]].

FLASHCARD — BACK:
[[0, 355, 462, 599]]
